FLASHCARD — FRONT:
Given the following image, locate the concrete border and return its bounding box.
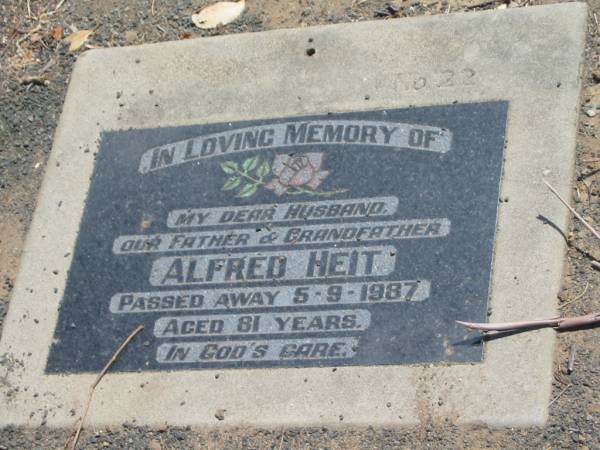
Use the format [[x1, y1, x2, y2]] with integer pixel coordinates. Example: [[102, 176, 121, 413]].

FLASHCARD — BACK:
[[0, 3, 586, 428]]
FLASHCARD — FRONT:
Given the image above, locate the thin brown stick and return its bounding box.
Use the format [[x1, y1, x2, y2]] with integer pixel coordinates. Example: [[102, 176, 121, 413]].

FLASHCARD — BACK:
[[582, 179, 592, 207], [559, 281, 589, 308], [543, 179, 600, 241], [15, 24, 41, 49], [19, 75, 49, 86], [548, 383, 571, 407], [66, 325, 144, 450], [40, 0, 67, 18], [456, 311, 600, 332]]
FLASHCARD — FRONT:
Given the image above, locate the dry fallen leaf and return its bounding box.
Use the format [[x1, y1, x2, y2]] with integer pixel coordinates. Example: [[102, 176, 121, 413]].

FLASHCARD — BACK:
[[192, 0, 245, 29], [64, 29, 93, 52], [51, 25, 64, 40]]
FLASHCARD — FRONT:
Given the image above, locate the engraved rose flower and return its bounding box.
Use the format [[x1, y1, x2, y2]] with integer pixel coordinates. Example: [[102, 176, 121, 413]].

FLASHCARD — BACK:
[[220, 152, 346, 198], [265, 153, 330, 196]]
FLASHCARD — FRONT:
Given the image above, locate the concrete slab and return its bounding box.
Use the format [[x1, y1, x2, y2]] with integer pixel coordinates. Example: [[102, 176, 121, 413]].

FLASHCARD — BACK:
[[0, 3, 586, 428]]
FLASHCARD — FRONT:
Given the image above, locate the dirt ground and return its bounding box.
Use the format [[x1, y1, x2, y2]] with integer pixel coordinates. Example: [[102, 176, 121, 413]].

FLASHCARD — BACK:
[[0, 0, 599, 448]]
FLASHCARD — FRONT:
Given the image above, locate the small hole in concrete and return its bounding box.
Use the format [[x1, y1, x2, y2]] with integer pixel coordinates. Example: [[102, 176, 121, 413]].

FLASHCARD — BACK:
[[306, 48, 316, 56]]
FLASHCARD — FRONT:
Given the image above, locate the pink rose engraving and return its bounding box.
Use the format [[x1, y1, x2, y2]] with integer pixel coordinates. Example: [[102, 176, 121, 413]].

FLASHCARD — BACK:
[[220, 152, 346, 198], [265, 153, 330, 196]]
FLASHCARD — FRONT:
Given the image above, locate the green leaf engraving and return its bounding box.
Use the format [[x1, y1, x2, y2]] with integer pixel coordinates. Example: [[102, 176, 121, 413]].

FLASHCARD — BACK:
[[237, 183, 258, 198], [220, 153, 346, 199], [256, 161, 271, 178], [222, 176, 241, 190], [242, 156, 259, 173], [220, 161, 238, 174]]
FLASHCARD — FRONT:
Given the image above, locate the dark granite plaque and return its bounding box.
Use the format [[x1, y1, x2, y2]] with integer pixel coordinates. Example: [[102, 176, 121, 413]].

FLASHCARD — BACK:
[[46, 101, 507, 373]]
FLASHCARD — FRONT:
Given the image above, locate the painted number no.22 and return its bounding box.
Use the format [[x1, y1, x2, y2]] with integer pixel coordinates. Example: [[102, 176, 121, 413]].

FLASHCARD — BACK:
[[393, 68, 476, 92]]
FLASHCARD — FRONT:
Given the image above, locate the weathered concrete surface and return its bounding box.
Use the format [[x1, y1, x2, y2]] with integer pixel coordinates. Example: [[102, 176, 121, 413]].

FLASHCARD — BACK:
[[0, 3, 586, 428]]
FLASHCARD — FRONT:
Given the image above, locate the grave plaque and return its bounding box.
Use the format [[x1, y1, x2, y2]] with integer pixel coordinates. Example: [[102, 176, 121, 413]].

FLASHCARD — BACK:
[[0, 4, 586, 428], [46, 103, 507, 373]]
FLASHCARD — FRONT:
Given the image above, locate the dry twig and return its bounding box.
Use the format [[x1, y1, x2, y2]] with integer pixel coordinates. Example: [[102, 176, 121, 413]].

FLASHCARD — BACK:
[[543, 179, 600, 241], [548, 383, 571, 406], [19, 75, 49, 86], [40, 0, 67, 18], [66, 325, 144, 450], [458, 180, 600, 333], [456, 311, 600, 332], [15, 24, 41, 49], [559, 281, 589, 308]]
